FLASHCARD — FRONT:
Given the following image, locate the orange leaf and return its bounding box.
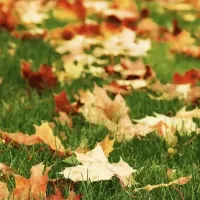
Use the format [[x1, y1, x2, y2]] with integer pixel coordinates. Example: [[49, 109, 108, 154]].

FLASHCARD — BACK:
[[173, 69, 200, 85], [1, 131, 42, 146]]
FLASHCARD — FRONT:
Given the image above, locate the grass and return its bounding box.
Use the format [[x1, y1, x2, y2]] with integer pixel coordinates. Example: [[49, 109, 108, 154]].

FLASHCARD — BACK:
[[0, 1, 200, 199]]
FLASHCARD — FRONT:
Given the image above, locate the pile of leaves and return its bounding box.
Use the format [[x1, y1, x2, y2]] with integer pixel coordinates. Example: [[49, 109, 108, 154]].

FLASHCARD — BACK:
[[0, 0, 200, 199]]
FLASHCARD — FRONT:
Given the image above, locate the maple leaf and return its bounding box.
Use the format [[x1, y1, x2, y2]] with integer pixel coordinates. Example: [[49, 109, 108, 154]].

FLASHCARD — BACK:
[[135, 108, 200, 146], [35, 122, 66, 154], [1, 122, 67, 154], [21, 60, 57, 91], [0, 131, 42, 145], [9, 163, 51, 200], [54, 91, 74, 114], [79, 85, 146, 141], [173, 69, 200, 85], [62, 145, 136, 187]]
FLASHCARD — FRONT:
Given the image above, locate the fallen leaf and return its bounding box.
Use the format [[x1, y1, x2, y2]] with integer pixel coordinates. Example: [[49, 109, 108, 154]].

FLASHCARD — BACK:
[[0, 182, 9, 200], [1, 122, 68, 154], [10, 163, 51, 200], [173, 69, 200, 85], [62, 145, 136, 187], [35, 122, 66, 154], [21, 60, 57, 91], [98, 135, 115, 157], [0, 131, 42, 146], [54, 91, 75, 114], [80, 84, 144, 141]]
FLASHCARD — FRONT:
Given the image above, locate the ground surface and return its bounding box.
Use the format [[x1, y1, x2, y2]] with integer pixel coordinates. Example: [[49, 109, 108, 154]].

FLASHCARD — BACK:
[[0, 0, 200, 199]]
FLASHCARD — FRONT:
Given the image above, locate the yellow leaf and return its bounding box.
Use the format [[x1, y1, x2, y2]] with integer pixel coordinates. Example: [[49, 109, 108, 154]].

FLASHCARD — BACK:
[[98, 135, 115, 157]]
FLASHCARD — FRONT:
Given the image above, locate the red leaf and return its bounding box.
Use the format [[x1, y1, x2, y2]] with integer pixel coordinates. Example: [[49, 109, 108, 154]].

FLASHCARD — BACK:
[[173, 69, 200, 85], [21, 60, 57, 91], [54, 91, 74, 114]]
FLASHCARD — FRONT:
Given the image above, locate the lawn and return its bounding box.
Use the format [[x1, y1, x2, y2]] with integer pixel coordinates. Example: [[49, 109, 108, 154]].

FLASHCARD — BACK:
[[0, 0, 200, 199]]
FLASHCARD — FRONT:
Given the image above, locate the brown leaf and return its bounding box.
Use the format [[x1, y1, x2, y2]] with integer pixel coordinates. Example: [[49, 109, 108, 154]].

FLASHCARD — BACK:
[[21, 60, 57, 91]]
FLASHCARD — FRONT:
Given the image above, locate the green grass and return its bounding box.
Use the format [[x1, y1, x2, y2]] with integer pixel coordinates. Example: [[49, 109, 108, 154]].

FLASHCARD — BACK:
[[0, 1, 200, 199]]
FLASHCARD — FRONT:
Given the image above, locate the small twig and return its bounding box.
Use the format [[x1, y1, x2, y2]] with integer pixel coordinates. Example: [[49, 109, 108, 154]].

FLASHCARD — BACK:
[[172, 186, 184, 200]]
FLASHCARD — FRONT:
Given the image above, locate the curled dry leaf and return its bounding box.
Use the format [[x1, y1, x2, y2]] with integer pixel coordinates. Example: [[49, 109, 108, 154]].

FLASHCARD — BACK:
[[21, 60, 57, 91], [62, 145, 136, 187]]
